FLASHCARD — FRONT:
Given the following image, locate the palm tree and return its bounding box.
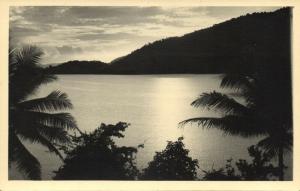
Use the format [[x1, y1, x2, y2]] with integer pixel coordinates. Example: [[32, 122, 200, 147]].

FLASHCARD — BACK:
[[9, 46, 79, 179], [180, 73, 292, 180]]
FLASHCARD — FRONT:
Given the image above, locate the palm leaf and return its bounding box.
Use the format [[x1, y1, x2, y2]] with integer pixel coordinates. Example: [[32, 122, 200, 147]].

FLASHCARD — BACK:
[[14, 45, 43, 67], [36, 124, 71, 144], [9, 45, 57, 103], [9, 48, 18, 76], [192, 91, 249, 115], [18, 90, 73, 112], [257, 132, 292, 157], [10, 72, 57, 104], [220, 74, 254, 90], [9, 133, 41, 180], [180, 116, 267, 137], [14, 110, 78, 131], [35, 112, 78, 131], [220, 74, 257, 106], [34, 134, 65, 160], [16, 125, 64, 160], [9, 45, 79, 179]]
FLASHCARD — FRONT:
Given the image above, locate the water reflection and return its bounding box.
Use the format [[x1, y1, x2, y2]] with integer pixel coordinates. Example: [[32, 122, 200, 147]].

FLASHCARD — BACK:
[[10, 75, 265, 179]]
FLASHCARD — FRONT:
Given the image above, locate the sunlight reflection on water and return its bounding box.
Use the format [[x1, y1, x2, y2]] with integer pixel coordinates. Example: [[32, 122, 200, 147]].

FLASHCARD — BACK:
[[9, 74, 292, 180]]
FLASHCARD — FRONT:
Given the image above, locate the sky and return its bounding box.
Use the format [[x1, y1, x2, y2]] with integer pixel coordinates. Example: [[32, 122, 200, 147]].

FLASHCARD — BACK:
[[9, 6, 280, 64]]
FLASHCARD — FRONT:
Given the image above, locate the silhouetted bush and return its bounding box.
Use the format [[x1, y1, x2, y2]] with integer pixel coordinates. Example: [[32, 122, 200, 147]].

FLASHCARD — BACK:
[[53, 122, 139, 180], [202, 145, 279, 180], [202, 159, 241, 180], [139, 137, 199, 180], [235, 145, 279, 180], [53, 125, 280, 181]]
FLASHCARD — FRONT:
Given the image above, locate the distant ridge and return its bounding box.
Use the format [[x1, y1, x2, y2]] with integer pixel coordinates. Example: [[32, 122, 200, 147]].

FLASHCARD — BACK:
[[47, 8, 291, 74], [46, 60, 108, 74]]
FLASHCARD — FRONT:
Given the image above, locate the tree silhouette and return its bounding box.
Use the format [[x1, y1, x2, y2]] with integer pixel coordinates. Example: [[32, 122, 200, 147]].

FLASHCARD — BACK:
[[181, 73, 292, 180], [9, 46, 78, 179], [202, 145, 279, 180], [139, 137, 199, 180], [53, 122, 139, 180], [202, 159, 240, 180]]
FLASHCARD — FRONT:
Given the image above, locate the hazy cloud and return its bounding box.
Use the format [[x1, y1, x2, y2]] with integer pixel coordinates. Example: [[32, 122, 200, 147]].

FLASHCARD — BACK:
[[9, 6, 280, 63], [56, 45, 83, 55], [189, 6, 278, 18]]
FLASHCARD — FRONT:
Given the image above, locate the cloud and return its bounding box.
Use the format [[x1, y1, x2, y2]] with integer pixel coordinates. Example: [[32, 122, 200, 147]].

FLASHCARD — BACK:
[[10, 6, 165, 27], [66, 6, 163, 19], [56, 45, 83, 55], [9, 6, 282, 63], [189, 6, 278, 19], [10, 26, 40, 37], [75, 31, 154, 43]]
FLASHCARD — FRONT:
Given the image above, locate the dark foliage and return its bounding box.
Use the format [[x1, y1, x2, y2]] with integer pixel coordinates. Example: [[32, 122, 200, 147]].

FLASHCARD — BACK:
[[9, 46, 78, 179], [202, 159, 240, 180], [235, 145, 280, 180], [181, 71, 292, 180], [9, 46, 56, 105], [53, 122, 139, 180], [202, 145, 279, 180], [139, 137, 199, 180]]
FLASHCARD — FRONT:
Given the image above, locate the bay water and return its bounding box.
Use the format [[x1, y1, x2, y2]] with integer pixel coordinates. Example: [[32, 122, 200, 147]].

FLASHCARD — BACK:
[[10, 75, 291, 180]]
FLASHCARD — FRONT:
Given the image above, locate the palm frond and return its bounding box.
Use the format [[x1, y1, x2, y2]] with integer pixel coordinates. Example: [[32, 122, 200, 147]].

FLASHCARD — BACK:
[[220, 74, 254, 90], [180, 116, 267, 137], [16, 126, 64, 160], [9, 46, 57, 103], [34, 134, 65, 160], [36, 112, 78, 131], [36, 124, 71, 144], [257, 132, 292, 157], [9, 133, 41, 180], [14, 110, 78, 131], [18, 90, 73, 112], [10, 73, 57, 103], [191, 91, 249, 115], [9, 48, 18, 76], [257, 136, 279, 157], [14, 45, 43, 67], [9, 45, 78, 179]]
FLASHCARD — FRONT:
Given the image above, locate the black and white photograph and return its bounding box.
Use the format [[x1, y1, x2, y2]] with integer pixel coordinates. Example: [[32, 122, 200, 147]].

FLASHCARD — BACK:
[[8, 5, 293, 181]]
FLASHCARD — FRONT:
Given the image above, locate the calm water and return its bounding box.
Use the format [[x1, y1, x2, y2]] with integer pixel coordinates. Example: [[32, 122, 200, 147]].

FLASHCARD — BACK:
[[10, 75, 291, 179]]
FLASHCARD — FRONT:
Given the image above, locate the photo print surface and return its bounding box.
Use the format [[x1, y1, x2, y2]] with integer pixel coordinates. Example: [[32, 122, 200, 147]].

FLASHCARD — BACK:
[[9, 6, 292, 180]]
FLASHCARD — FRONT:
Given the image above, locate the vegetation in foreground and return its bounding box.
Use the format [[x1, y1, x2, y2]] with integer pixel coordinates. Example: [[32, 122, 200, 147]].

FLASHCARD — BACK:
[[53, 122, 281, 180], [53, 122, 139, 180], [202, 145, 279, 180], [180, 72, 292, 180], [9, 46, 79, 179], [139, 137, 198, 180]]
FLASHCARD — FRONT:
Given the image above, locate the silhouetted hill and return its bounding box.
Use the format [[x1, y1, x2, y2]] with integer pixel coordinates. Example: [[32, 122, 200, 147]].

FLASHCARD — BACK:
[[48, 8, 291, 75], [110, 7, 291, 74], [46, 60, 109, 74], [110, 56, 126, 64]]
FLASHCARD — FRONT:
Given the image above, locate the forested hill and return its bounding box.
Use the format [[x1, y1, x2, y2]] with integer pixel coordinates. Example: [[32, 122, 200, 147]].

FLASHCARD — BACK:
[[48, 8, 291, 74], [110, 7, 291, 74], [46, 60, 108, 74]]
